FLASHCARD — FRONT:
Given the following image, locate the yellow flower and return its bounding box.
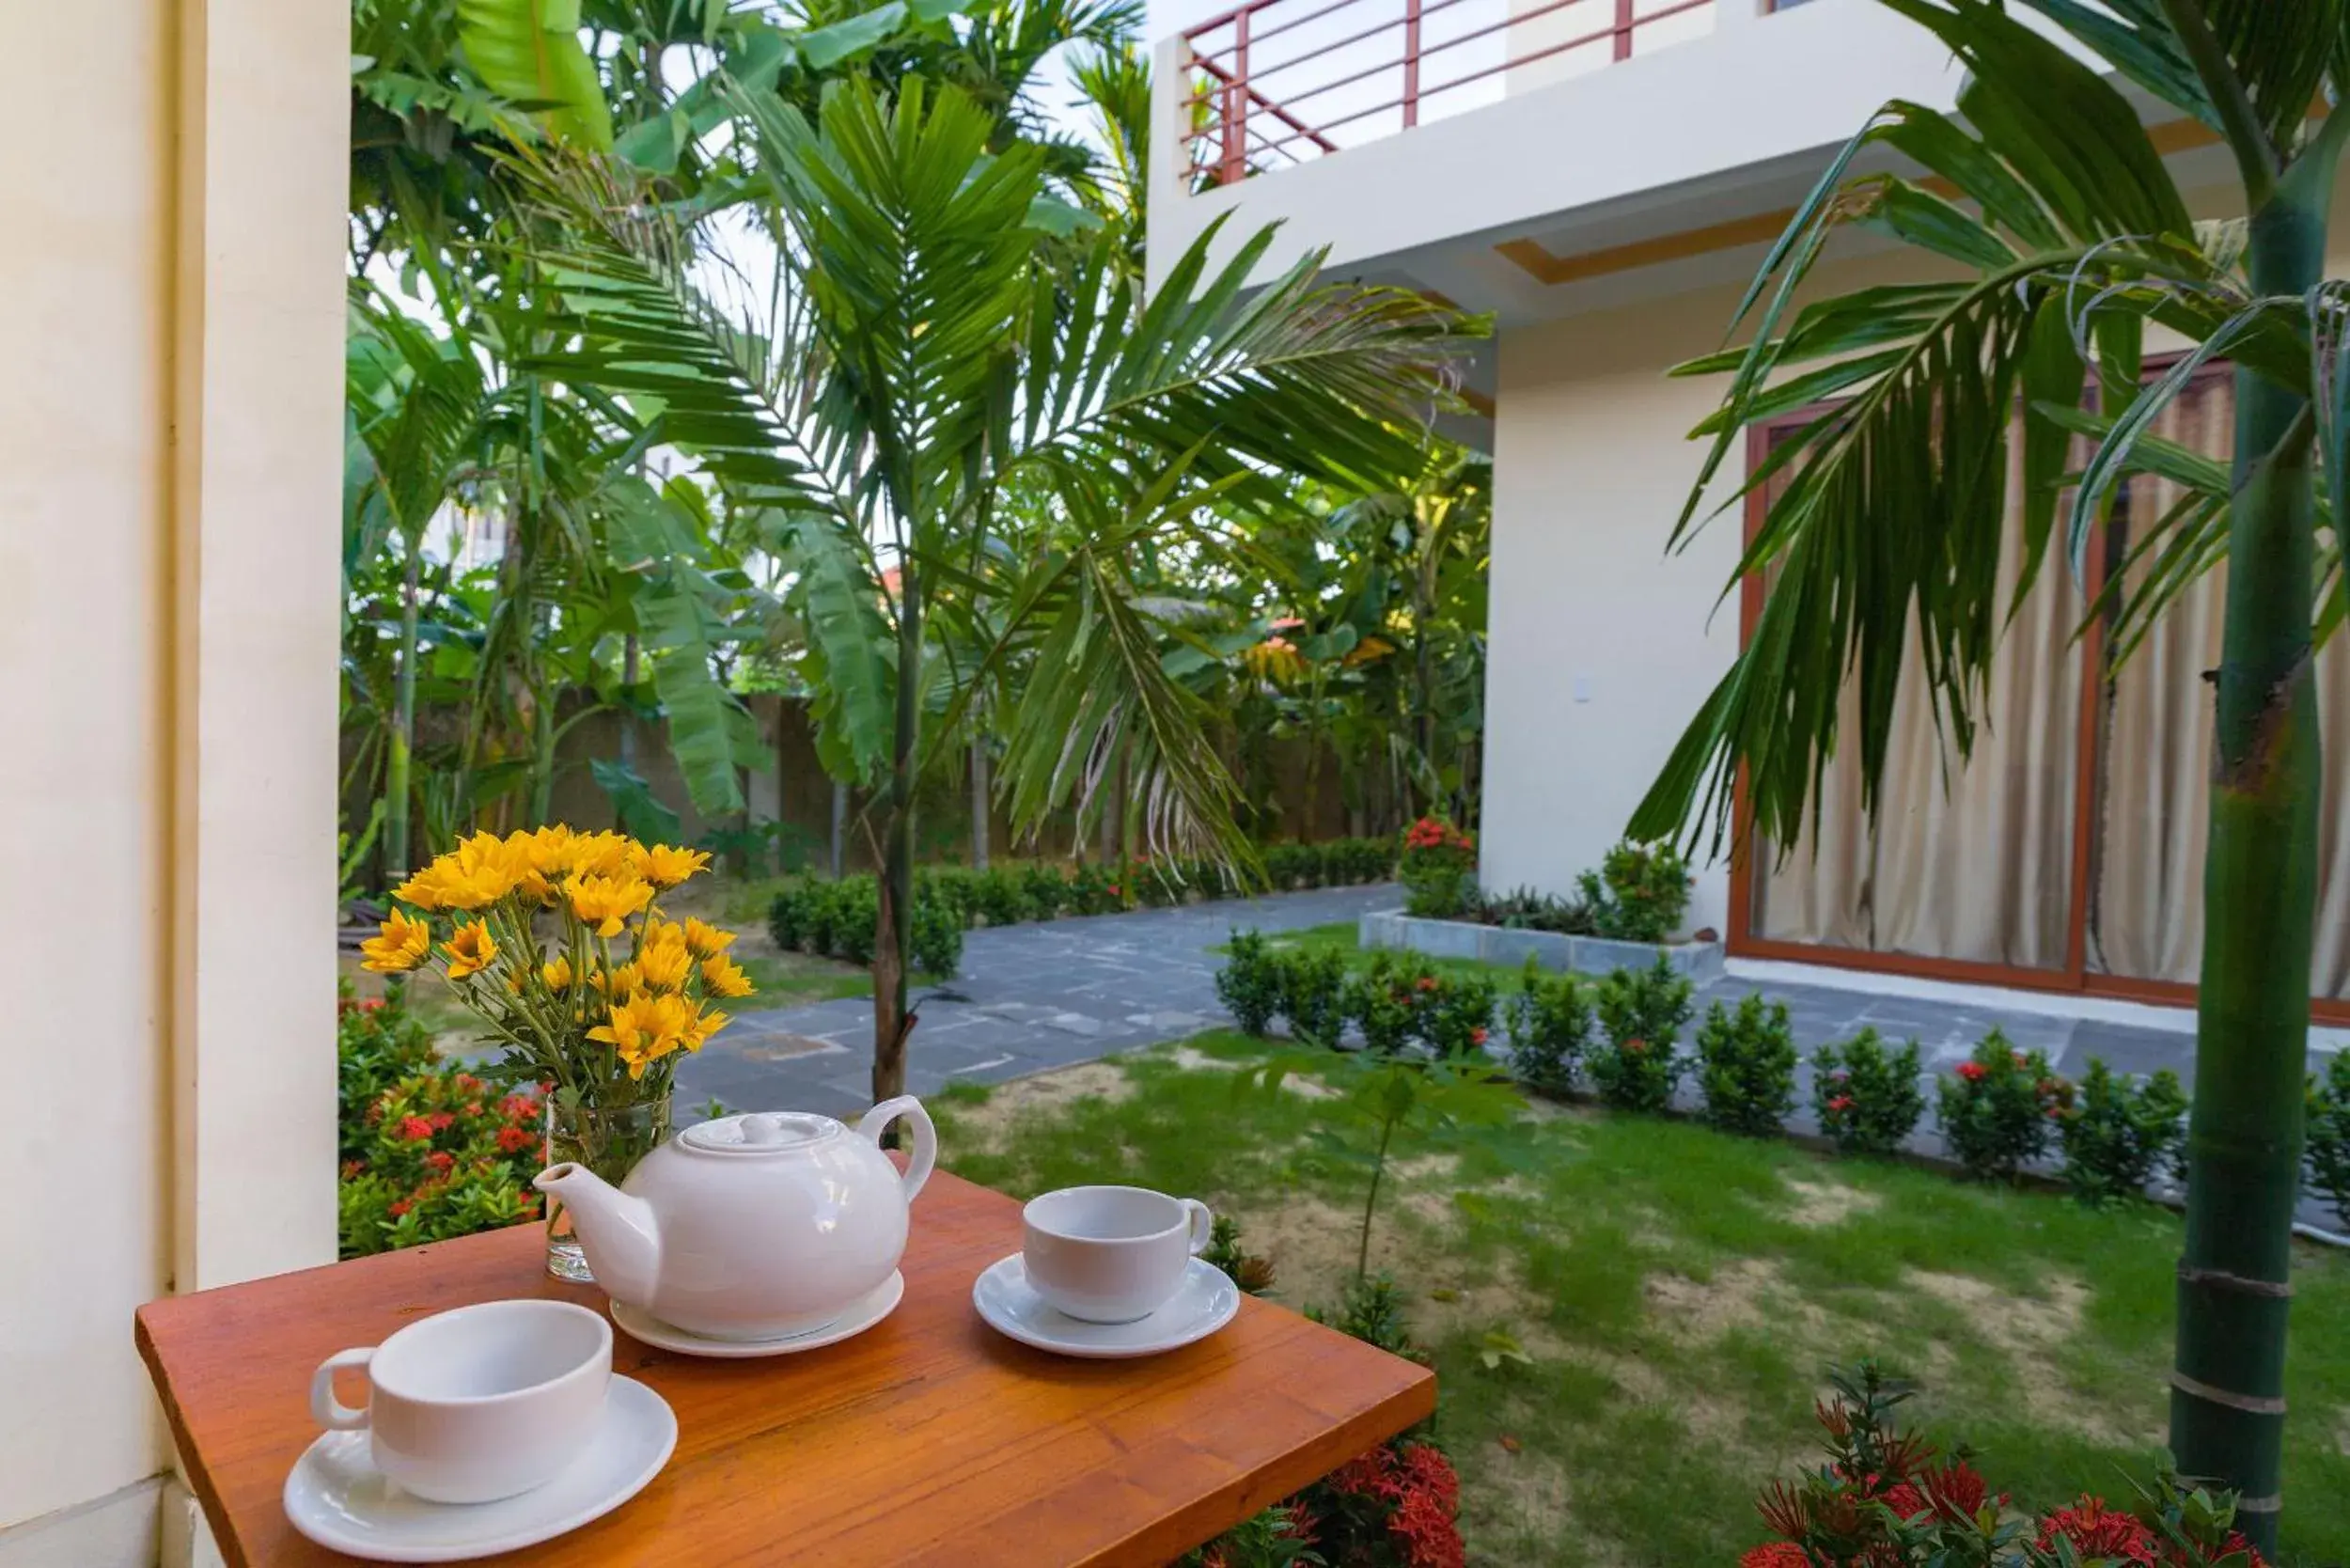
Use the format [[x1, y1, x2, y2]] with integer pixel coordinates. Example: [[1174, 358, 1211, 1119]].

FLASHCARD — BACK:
[[398, 832, 527, 912], [360, 909, 431, 973], [699, 954, 755, 999], [682, 917, 736, 960], [567, 831, 636, 880], [683, 1005, 731, 1051], [389, 864, 453, 911], [588, 993, 697, 1079], [633, 842, 710, 888], [637, 933, 694, 992], [567, 871, 652, 938], [523, 823, 580, 877], [442, 920, 499, 980], [600, 961, 644, 1000], [540, 954, 574, 991], [497, 829, 557, 902]]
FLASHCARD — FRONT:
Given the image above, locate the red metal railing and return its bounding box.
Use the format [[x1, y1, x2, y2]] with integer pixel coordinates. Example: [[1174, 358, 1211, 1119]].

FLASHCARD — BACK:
[[1182, 0, 1719, 185]]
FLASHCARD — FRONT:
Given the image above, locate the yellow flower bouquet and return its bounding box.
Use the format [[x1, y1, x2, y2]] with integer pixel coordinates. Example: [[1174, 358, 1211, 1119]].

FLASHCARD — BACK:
[[360, 825, 756, 1278]]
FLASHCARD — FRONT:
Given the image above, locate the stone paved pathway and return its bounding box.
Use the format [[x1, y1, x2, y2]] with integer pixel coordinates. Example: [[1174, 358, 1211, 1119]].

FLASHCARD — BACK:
[[674, 884, 1398, 1122], [674, 885, 2346, 1233]]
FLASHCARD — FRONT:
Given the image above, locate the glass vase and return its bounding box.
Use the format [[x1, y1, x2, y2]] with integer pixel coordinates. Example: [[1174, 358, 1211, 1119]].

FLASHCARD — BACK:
[[542, 1090, 673, 1283]]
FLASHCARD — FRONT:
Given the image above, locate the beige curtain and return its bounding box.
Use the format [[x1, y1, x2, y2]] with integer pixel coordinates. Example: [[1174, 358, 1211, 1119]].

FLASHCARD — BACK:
[[2090, 377, 2350, 997], [1752, 435, 2085, 968]]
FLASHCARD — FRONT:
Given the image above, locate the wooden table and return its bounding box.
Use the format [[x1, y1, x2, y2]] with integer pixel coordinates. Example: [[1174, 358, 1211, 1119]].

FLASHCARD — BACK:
[[137, 1172, 1434, 1566]]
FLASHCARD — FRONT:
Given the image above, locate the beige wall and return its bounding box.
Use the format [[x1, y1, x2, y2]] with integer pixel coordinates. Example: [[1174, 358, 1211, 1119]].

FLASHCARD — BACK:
[[0, 0, 346, 1561], [1483, 280, 1749, 933], [1482, 242, 1977, 933]]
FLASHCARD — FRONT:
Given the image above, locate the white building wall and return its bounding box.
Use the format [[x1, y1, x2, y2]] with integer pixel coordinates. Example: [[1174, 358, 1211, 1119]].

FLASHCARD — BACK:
[[0, 1, 346, 1562], [1149, 0, 1965, 294], [1481, 244, 1956, 936], [1481, 281, 1747, 933]]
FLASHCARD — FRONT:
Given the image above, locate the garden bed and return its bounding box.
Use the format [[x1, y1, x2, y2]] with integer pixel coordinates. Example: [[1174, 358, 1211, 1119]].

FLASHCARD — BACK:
[[931, 1037, 2350, 1566], [1359, 906, 1725, 982]]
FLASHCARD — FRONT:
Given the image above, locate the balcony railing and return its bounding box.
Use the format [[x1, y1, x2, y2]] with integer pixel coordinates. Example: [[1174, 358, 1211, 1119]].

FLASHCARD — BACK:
[[1180, 0, 1735, 186]]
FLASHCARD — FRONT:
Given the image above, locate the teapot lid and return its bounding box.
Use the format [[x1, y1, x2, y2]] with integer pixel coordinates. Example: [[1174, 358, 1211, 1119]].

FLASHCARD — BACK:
[[680, 1111, 842, 1154]]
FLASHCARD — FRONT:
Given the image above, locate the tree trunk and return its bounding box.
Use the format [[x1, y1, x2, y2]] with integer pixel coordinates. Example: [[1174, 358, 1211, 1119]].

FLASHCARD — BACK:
[[2169, 180, 2326, 1554], [1115, 751, 1132, 863], [970, 734, 990, 871], [1414, 607, 1435, 807], [384, 533, 423, 891], [527, 677, 556, 828], [830, 779, 847, 879], [619, 634, 639, 773], [1095, 763, 1115, 862], [871, 572, 923, 1108]]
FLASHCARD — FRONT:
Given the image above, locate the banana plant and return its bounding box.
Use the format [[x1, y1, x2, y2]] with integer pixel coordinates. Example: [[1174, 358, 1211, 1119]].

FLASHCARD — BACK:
[[503, 75, 1478, 1104], [346, 287, 494, 889], [1629, 2, 2350, 1544]]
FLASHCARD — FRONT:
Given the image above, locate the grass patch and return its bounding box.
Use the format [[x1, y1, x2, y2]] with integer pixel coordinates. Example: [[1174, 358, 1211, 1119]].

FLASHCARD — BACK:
[[933, 1033, 2350, 1566], [732, 950, 874, 1006]]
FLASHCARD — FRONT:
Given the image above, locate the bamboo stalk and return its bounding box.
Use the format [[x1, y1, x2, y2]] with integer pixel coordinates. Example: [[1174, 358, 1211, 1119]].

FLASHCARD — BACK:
[[2169, 177, 2327, 1556]]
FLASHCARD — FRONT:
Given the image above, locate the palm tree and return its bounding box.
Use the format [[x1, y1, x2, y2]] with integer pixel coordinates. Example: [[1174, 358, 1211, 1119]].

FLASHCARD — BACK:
[[509, 76, 1475, 1105], [1631, 2, 2349, 1545]]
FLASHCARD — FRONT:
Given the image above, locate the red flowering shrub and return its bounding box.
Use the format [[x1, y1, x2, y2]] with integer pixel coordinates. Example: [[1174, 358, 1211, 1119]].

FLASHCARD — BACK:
[[1811, 1029, 1927, 1158], [1311, 1442, 1465, 1568], [338, 1064, 546, 1259], [1588, 957, 1693, 1114], [1400, 817, 1476, 918], [337, 980, 437, 1163], [1741, 1362, 2269, 1567], [1935, 1030, 2072, 1182], [1186, 1262, 1465, 1568]]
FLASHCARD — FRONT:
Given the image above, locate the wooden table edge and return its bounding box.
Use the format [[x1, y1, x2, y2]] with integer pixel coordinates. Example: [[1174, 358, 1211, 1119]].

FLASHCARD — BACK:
[[136, 1304, 249, 1568], [1080, 1358, 1439, 1568], [133, 1206, 1446, 1568]]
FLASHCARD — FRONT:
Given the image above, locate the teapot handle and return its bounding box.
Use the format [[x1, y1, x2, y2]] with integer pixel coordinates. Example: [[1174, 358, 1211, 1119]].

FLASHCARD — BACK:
[[855, 1095, 936, 1203]]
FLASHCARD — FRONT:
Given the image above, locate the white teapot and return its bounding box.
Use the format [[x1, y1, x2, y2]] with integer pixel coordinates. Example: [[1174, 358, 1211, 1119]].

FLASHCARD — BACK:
[[535, 1097, 934, 1341]]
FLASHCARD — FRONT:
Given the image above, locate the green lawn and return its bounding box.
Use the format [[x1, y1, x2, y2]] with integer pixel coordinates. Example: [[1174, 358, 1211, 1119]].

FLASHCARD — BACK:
[[932, 1033, 2350, 1566]]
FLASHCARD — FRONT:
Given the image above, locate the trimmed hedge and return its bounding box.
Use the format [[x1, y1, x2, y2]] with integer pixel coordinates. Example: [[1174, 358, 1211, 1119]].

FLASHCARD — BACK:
[[767, 838, 1400, 980], [1208, 937, 2216, 1212]]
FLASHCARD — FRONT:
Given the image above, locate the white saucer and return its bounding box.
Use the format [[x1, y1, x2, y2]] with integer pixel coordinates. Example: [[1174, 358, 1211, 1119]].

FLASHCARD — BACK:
[[609, 1271, 905, 1358], [972, 1255, 1240, 1358], [283, 1374, 675, 1563]]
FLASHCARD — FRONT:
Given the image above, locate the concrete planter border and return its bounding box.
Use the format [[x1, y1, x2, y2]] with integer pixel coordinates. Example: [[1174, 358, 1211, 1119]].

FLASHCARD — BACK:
[[1358, 907, 1724, 983]]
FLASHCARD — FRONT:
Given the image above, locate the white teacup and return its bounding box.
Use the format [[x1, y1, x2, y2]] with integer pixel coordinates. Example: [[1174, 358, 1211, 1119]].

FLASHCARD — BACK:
[[1022, 1185, 1214, 1324], [308, 1299, 612, 1504]]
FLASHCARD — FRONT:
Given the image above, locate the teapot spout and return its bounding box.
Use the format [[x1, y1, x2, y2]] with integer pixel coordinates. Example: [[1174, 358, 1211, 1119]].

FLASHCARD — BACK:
[[535, 1162, 660, 1305]]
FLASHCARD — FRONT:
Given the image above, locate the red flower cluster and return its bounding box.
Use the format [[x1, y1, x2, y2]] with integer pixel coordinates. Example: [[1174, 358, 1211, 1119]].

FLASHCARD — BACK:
[[2036, 1496, 2266, 1567], [1881, 1459, 1990, 1524], [2041, 1496, 2158, 1563], [1324, 1443, 1465, 1568], [1402, 817, 1473, 855], [346, 1072, 547, 1247], [1955, 1059, 1987, 1083], [1745, 1368, 2265, 1568]]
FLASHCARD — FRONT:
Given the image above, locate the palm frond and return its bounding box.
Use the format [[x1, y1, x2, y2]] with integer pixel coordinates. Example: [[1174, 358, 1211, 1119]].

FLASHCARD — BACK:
[[986, 462, 1255, 864], [347, 287, 492, 541], [1015, 217, 1480, 499]]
